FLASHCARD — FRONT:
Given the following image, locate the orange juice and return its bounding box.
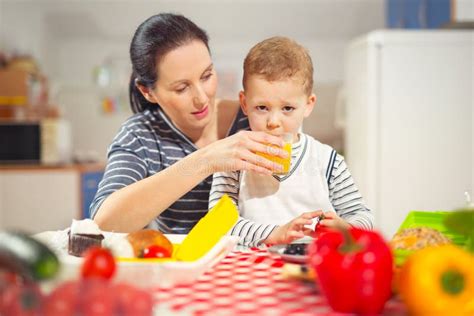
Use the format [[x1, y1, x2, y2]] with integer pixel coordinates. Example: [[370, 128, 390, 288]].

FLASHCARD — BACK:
[[257, 142, 292, 175]]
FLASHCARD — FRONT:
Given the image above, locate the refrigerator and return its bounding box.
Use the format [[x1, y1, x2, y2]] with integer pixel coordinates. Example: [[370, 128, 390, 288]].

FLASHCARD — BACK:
[[343, 30, 473, 238]]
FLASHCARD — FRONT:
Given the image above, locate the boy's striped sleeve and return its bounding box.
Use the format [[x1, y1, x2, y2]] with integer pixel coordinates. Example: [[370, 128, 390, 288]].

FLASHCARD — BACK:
[[328, 154, 374, 230], [209, 171, 240, 209], [209, 171, 277, 247]]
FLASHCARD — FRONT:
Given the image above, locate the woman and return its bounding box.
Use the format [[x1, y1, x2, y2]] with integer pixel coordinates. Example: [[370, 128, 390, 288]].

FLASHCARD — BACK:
[[91, 13, 287, 233]]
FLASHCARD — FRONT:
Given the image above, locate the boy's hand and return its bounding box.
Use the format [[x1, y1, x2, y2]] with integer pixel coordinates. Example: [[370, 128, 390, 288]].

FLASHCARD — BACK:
[[264, 211, 322, 245], [318, 211, 351, 230]]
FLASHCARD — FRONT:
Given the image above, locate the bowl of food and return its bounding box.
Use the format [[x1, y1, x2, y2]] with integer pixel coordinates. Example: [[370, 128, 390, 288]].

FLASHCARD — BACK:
[[268, 237, 312, 264], [391, 211, 469, 266]]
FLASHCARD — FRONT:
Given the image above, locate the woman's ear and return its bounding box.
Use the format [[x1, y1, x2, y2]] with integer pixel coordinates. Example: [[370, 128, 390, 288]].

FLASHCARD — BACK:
[[304, 93, 317, 118], [136, 83, 158, 104], [239, 91, 249, 115]]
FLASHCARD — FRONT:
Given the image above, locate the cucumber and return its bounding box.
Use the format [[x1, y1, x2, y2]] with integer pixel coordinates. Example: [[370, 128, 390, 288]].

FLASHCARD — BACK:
[[0, 231, 59, 281]]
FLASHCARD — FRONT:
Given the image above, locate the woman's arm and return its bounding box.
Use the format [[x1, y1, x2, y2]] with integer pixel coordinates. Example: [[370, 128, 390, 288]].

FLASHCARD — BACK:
[[93, 129, 288, 233], [93, 148, 214, 232]]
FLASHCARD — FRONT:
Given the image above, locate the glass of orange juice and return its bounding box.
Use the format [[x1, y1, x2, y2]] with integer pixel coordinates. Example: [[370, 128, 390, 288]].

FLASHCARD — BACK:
[[257, 133, 293, 175]]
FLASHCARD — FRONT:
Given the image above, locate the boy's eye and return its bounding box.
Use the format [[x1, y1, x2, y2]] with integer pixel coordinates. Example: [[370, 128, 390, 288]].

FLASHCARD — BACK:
[[256, 105, 268, 111], [283, 106, 295, 112]]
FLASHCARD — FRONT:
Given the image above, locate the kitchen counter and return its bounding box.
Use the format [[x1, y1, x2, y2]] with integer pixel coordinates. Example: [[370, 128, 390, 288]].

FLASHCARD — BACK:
[[0, 162, 105, 173], [0, 163, 105, 233]]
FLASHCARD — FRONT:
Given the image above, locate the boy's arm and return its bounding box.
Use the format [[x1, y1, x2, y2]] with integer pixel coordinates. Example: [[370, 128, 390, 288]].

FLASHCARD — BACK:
[[231, 218, 278, 247], [328, 154, 374, 229], [209, 171, 240, 209], [209, 171, 278, 247]]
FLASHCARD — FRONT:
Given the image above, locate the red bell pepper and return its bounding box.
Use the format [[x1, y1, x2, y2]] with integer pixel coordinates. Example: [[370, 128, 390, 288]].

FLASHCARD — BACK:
[[308, 227, 393, 315], [311, 214, 331, 239]]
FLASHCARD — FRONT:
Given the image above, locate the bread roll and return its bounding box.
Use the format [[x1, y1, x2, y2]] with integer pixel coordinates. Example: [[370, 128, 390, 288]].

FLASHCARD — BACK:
[[126, 229, 173, 257], [391, 227, 450, 251]]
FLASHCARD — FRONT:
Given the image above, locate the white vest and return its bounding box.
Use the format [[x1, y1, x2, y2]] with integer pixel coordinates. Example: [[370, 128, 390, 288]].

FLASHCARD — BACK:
[[238, 134, 336, 225]]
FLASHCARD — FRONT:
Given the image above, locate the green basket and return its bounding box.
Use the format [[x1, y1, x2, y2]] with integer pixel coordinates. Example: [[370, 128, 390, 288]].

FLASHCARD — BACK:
[[394, 211, 470, 266]]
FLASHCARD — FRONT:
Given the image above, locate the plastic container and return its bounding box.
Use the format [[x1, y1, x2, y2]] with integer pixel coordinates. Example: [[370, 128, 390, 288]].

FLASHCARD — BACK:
[[35, 232, 238, 289], [394, 211, 469, 265], [114, 235, 238, 287]]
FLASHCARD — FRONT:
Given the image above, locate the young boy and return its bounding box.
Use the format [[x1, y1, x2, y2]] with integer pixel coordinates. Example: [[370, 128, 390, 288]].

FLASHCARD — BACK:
[[209, 37, 373, 247]]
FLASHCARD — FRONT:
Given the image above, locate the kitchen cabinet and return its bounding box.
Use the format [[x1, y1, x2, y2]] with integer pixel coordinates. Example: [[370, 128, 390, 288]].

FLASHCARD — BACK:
[[0, 163, 104, 233], [343, 30, 473, 238]]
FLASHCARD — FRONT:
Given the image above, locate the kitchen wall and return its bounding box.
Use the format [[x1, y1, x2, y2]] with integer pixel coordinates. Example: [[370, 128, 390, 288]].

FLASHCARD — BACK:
[[0, 0, 385, 159]]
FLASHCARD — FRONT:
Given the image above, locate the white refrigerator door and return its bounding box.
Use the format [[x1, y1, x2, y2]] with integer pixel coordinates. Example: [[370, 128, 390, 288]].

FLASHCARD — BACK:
[[345, 30, 473, 238]]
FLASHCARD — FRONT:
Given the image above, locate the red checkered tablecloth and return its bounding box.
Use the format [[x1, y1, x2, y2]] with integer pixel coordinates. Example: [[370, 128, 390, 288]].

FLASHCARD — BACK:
[[153, 249, 407, 315]]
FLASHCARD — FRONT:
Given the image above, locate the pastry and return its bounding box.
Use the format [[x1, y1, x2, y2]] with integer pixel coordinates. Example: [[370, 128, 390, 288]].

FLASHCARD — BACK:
[[126, 229, 173, 258], [391, 227, 451, 251], [68, 219, 104, 257]]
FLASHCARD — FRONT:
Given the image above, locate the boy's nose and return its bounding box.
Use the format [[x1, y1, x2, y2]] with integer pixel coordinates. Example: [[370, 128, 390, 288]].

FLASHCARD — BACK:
[[266, 115, 281, 130]]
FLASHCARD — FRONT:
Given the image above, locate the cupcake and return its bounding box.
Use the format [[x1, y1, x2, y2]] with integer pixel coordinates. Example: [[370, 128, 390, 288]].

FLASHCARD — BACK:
[[68, 219, 104, 257]]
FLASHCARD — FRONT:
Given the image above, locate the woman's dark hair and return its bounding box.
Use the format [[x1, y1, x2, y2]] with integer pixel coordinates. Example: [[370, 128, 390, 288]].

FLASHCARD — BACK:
[[129, 13, 209, 113]]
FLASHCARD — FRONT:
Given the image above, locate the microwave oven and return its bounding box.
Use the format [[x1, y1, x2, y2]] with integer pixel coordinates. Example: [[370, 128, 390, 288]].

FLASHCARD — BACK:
[[0, 119, 72, 164]]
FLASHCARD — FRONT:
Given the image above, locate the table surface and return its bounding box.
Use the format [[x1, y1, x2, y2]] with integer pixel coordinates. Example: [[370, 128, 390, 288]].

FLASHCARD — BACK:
[[152, 248, 407, 315]]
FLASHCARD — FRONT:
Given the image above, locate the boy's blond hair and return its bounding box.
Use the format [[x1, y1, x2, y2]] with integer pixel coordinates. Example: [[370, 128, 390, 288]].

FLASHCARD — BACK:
[[243, 36, 314, 96]]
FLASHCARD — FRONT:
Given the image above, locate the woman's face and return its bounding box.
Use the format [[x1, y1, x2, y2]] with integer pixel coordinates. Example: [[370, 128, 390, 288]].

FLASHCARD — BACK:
[[140, 40, 218, 134]]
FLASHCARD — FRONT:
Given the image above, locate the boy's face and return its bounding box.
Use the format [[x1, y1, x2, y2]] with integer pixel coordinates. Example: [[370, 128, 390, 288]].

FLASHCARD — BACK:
[[240, 75, 316, 142]]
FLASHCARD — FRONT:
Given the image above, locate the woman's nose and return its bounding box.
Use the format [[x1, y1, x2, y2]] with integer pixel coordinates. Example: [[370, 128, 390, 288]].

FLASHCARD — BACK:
[[193, 85, 208, 107]]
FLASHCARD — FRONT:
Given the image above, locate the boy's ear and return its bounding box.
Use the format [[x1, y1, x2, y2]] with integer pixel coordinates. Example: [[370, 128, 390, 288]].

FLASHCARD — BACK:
[[136, 83, 158, 104], [239, 91, 249, 115], [304, 93, 317, 118]]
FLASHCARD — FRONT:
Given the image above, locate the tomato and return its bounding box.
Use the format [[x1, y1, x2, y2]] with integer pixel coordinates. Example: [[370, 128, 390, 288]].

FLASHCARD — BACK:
[[0, 271, 22, 290], [112, 283, 136, 314], [311, 215, 331, 239], [0, 271, 22, 311], [81, 279, 114, 316], [112, 283, 153, 316], [1, 282, 43, 316], [124, 288, 153, 316], [312, 225, 331, 239], [142, 245, 171, 259], [43, 280, 80, 316], [81, 247, 116, 280]]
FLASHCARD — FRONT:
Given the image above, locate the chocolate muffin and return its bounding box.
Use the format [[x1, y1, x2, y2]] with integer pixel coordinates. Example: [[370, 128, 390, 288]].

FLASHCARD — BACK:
[[68, 231, 104, 257], [67, 219, 104, 257]]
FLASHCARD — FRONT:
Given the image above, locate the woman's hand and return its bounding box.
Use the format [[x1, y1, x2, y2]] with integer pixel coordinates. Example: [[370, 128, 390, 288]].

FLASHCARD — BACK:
[[264, 211, 322, 245], [203, 130, 289, 175]]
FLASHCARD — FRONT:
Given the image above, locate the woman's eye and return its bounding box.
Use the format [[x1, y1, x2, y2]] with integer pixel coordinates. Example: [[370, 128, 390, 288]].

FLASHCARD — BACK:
[[201, 72, 213, 81], [283, 106, 295, 112], [176, 86, 188, 93]]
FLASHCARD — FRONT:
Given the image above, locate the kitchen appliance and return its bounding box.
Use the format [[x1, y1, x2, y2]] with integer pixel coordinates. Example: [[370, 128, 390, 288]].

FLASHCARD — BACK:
[[343, 30, 473, 238], [0, 119, 72, 164]]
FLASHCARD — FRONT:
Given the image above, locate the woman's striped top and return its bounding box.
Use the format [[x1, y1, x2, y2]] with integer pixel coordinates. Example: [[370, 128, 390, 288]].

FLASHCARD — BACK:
[[89, 107, 250, 233]]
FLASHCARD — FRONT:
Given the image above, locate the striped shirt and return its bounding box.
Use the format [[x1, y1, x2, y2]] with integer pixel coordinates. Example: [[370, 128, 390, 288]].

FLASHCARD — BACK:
[[89, 107, 249, 233], [209, 133, 374, 247]]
